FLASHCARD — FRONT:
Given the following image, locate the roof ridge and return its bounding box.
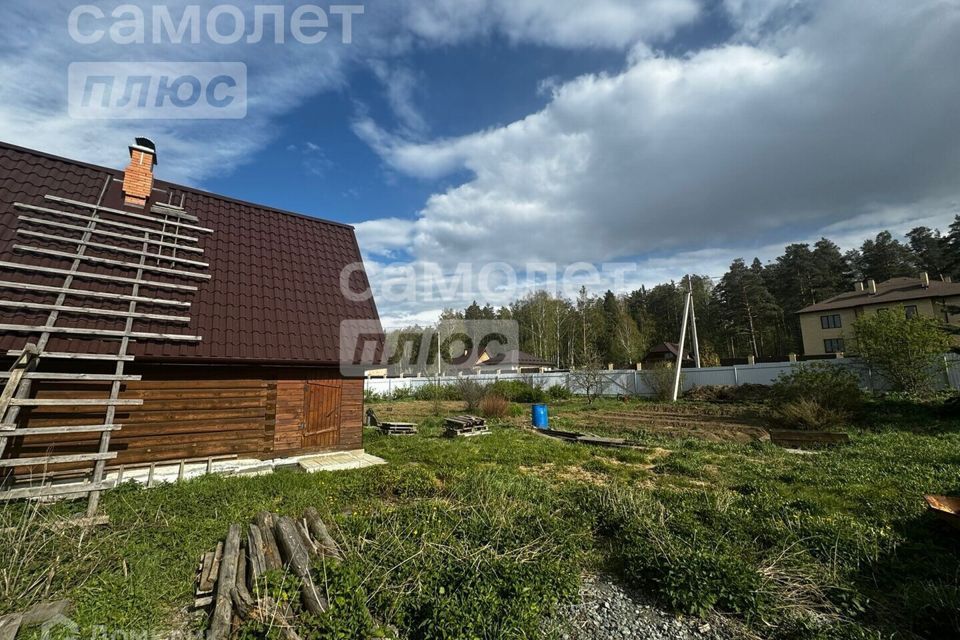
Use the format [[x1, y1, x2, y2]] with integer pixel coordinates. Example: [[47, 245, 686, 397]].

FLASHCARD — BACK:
[[0, 139, 355, 230]]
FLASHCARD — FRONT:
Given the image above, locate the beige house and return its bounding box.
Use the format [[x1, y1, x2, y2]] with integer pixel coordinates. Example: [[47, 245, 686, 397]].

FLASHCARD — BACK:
[[798, 274, 960, 356]]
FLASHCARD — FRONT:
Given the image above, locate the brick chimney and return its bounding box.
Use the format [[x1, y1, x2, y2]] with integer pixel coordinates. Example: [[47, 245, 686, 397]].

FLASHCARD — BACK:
[[854, 282, 864, 292], [921, 272, 930, 288], [867, 279, 877, 294], [122, 137, 157, 208]]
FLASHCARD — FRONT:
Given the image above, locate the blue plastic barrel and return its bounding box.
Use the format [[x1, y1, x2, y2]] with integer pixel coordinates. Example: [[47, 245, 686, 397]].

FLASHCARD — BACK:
[[531, 404, 549, 429]]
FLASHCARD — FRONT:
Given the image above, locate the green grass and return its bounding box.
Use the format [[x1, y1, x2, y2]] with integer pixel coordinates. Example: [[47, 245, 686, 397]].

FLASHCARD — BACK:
[[2, 396, 959, 639]]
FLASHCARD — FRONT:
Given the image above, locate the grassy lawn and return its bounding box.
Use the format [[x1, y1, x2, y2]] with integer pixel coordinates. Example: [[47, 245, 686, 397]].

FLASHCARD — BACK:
[[3, 396, 960, 639]]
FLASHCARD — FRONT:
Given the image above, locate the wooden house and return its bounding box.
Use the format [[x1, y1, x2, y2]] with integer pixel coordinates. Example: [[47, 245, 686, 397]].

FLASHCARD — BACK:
[[0, 139, 382, 503]]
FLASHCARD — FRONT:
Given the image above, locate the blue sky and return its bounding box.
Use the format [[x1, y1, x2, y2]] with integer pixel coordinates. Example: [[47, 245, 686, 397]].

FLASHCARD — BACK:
[[1, 0, 959, 327]]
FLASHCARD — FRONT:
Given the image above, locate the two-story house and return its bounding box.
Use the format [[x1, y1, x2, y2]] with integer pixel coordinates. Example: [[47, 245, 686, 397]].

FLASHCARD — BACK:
[[797, 274, 960, 355]]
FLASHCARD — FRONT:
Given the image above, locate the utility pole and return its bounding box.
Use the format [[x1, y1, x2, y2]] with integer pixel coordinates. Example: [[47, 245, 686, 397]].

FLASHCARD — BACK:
[[671, 283, 692, 401], [688, 275, 702, 369]]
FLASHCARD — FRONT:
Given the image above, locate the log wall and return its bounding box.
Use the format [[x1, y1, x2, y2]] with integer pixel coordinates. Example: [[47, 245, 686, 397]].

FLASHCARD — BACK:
[[2, 364, 365, 475]]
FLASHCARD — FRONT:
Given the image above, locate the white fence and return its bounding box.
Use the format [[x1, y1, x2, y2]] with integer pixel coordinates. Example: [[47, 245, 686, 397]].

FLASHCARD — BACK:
[[364, 354, 960, 398]]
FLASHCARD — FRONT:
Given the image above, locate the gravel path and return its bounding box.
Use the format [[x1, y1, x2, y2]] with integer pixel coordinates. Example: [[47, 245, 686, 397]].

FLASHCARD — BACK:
[[545, 575, 731, 640]]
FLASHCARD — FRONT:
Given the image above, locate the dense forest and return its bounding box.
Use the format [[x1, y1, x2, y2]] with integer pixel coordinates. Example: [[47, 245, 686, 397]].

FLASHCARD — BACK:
[[398, 219, 960, 367]]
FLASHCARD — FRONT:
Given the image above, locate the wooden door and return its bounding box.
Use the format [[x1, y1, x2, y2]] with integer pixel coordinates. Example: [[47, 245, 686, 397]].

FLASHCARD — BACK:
[[302, 380, 341, 449]]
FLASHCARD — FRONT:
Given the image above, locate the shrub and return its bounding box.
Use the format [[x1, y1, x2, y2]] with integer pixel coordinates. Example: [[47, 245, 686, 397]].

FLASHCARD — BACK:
[[684, 384, 770, 404], [770, 363, 864, 430], [457, 378, 488, 412], [645, 363, 682, 401], [412, 383, 461, 401], [391, 386, 412, 401], [853, 310, 952, 395], [547, 384, 572, 400], [480, 394, 509, 419], [363, 389, 384, 403], [776, 397, 851, 431], [486, 380, 545, 403]]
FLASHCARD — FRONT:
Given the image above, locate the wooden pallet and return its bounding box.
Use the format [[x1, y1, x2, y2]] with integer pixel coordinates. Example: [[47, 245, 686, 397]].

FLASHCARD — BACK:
[[0, 187, 212, 514], [365, 409, 418, 435], [444, 415, 490, 437]]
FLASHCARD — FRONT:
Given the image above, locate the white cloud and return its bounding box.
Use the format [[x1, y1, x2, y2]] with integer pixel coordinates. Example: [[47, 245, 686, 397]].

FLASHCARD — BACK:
[[358, 0, 960, 273], [399, 0, 701, 48], [355, 217, 416, 257]]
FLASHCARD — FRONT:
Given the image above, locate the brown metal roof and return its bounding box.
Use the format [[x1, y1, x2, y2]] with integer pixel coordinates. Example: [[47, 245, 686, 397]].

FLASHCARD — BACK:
[[797, 277, 960, 314], [481, 349, 552, 367], [0, 141, 381, 365]]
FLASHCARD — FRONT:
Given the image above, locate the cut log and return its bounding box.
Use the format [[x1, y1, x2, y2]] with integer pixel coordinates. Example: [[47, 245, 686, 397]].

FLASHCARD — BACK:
[[230, 586, 255, 620], [208, 524, 241, 640], [21, 600, 71, 626], [254, 512, 283, 571], [247, 524, 267, 587], [296, 519, 318, 557], [0, 614, 22, 640], [198, 541, 223, 595], [274, 516, 327, 614], [261, 597, 303, 640], [303, 507, 343, 560]]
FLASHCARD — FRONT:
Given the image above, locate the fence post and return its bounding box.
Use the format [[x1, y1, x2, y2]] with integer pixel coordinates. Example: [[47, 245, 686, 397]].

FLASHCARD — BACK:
[[733, 366, 739, 386]]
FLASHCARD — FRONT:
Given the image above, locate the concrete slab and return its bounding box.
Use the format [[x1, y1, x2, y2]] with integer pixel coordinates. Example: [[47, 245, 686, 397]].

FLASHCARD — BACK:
[[297, 450, 387, 473]]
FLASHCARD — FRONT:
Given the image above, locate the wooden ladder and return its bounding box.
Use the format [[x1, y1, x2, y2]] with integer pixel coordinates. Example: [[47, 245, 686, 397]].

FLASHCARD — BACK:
[[0, 179, 213, 514]]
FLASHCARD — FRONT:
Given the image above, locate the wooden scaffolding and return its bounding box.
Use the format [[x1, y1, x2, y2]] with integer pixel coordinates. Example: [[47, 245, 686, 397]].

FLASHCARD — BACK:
[[0, 178, 212, 514]]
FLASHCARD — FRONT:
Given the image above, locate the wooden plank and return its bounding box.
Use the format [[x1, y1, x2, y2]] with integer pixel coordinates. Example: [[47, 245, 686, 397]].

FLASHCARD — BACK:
[[0, 299, 191, 322], [14, 244, 211, 280], [150, 202, 202, 223], [0, 481, 111, 501], [19, 216, 205, 254], [9, 398, 142, 407], [0, 372, 142, 382], [16, 230, 210, 268], [0, 613, 22, 640], [9, 424, 121, 436], [0, 323, 201, 342], [209, 524, 241, 640], [6, 350, 134, 361], [46, 195, 207, 228], [0, 346, 36, 430], [0, 279, 192, 307], [0, 452, 117, 467], [0, 260, 198, 292], [15, 202, 200, 242]]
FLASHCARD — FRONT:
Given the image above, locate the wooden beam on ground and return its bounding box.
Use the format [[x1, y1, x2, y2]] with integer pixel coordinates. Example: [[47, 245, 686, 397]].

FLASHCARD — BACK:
[[209, 524, 241, 640], [274, 516, 326, 614]]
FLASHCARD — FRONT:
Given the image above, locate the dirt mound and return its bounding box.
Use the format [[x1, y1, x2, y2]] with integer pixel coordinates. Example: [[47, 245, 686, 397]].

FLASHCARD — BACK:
[[684, 384, 771, 404]]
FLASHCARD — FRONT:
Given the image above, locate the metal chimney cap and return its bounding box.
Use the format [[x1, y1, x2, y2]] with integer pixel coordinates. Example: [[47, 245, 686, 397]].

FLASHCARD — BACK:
[[130, 137, 158, 165]]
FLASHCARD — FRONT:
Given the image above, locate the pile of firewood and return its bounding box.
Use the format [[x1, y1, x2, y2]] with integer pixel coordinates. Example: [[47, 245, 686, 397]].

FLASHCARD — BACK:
[[196, 508, 352, 640]]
